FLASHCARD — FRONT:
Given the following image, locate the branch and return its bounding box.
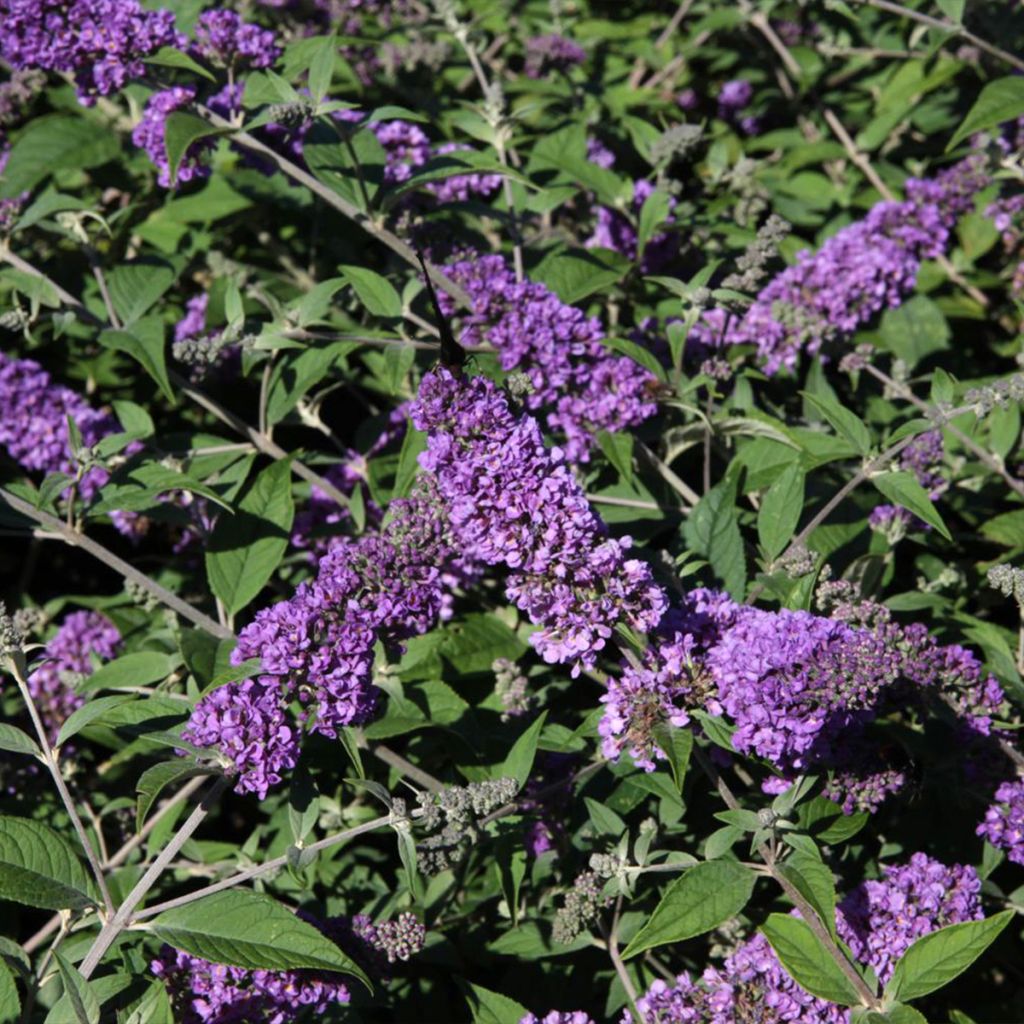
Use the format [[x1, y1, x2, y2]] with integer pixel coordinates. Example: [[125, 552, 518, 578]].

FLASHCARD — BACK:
[[79, 776, 229, 979], [691, 745, 883, 1011], [195, 105, 472, 310], [0, 487, 232, 639]]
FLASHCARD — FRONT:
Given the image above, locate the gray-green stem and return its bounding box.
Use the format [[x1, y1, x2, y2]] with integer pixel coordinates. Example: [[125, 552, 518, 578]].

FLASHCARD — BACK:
[[79, 776, 229, 979], [8, 658, 114, 916]]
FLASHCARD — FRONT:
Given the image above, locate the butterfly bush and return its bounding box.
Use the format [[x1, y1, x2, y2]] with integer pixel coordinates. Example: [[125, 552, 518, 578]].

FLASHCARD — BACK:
[[691, 156, 989, 373], [153, 911, 425, 1024], [412, 368, 666, 673], [27, 610, 120, 741], [436, 256, 658, 461]]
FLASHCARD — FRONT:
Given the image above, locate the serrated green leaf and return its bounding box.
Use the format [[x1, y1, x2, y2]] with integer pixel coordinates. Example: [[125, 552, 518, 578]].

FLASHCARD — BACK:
[[949, 77, 1024, 150], [164, 112, 232, 188], [150, 890, 372, 989], [47, 953, 99, 1024], [467, 983, 529, 1024], [55, 694, 136, 747], [206, 459, 295, 616], [0, 816, 96, 911], [760, 913, 862, 1007], [777, 853, 837, 938], [802, 392, 871, 455], [758, 463, 805, 563], [98, 318, 173, 402], [499, 712, 547, 788], [885, 911, 1013, 1003], [339, 264, 402, 318], [623, 860, 755, 959], [0, 724, 40, 759], [137, 761, 217, 832], [870, 471, 951, 540]]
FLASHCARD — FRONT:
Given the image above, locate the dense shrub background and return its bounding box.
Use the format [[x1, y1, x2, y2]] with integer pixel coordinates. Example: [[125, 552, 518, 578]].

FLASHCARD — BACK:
[[1, 0, 1024, 1021]]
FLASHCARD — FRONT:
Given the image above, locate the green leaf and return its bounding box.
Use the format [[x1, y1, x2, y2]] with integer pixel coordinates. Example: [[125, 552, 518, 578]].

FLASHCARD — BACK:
[[0, 724, 40, 759], [936, 0, 964, 22], [870, 471, 951, 540], [0, 959, 19, 1024], [106, 259, 181, 327], [949, 77, 1024, 150], [137, 761, 217, 832], [393, 423, 426, 498], [122, 980, 174, 1024], [597, 431, 634, 485], [307, 35, 337, 104], [802, 393, 871, 455], [339, 264, 402, 318], [584, 797, 628, 836], [760, 913, 862, 1007], [637, 187, 673, 257], [499, 712, 547, 787], [151, 890, 372, 989], [652, 724, 693, 793], [55, 694, 136, 747], [776, 853, 837, 938], [878, 296, 950, 369], [533, 249, 629, 304], [757, 463, 805, 563], [684, 478, 746, 598], [466, 983, 529, 1024], [98, 318, 173, 402], [164, 112, 232, 188], [287, 764, 320, 845], [885, 910, 1014, 1003], [47, 953, 99, 1024], [205, 459, 296, 616], [622, 860, 755, 959], [0, 114, 119, 198], [441, 613, 528, 676], [78, 651, 178, 694], [144, 46, 216, 82], [0, 816, 96, 911]]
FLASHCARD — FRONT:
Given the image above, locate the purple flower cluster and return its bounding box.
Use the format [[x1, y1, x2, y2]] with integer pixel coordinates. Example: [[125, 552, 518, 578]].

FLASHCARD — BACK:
[[690, 157, 989, 374], [414, 369, 666, 673], [436, 254, 657, 461], [523, 34, 586, 78], [622, 854, 981, 1023], [978, 779, 1024, 864], [192, 10, 278, 69], [133, 86, 211, 188], [28, 611, 120, 741], [0, 0, 182, 102], [520, 1014, 595, 1024], [836, 853, 982, 983], [183, 481, 462, 796], [152, 911, 424, 1024], [0, 350, 115, 499]]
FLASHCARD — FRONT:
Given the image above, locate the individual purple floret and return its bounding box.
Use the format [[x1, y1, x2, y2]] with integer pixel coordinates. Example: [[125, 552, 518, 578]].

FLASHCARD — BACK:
[[0, 350, 115, 500], [689, 157, 989, 374], [520, 1014, 596, 1024], [27, 611, 120, 742], [192, 10, 279, 69], [426, 142, 503, 203], [413, 368, 667, 674], [836, 853, 982, 984], [436, 254, 657, 462], [0, 0, 183, 102], [133, 86, 212, 188], [153, 910, 424, 1024], [978, 778, 1024, 864], [523, 34, 586, 78]]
